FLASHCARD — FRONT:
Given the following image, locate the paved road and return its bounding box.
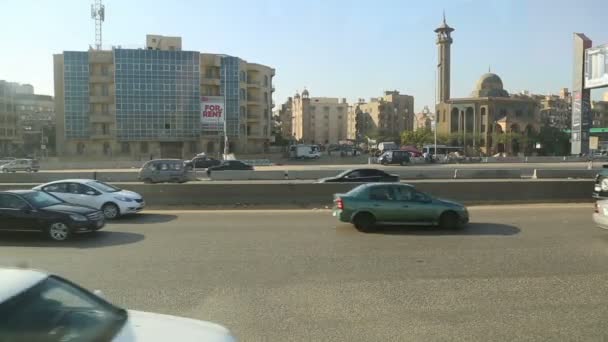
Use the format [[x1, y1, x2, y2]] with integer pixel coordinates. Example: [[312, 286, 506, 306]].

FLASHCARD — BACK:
[[36, 161, 604, 173], [1, 205, 607, 341]]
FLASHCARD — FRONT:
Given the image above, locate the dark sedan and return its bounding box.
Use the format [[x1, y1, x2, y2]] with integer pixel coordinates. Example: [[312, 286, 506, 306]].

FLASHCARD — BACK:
[[207, 160, 254, 175], [0, 190, 105, 241], [318, 168, 400, 183], [184, 156, 221, 169]]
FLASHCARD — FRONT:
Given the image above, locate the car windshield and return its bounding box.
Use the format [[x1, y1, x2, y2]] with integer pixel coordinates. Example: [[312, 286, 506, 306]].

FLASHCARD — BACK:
[[21, 191, 63, 208], [0, 276, 127, 342], [87, 181, 121, 193]]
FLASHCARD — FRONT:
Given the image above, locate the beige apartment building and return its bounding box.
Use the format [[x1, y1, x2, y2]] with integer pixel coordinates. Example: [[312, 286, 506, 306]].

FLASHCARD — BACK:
[[292, 89, 348, 145], [0, 80, 22, 155], [277, 97, 293, 139], [353, 91, 415, 138], [414, 106, 433, 131], [54, 34, 275, 159]]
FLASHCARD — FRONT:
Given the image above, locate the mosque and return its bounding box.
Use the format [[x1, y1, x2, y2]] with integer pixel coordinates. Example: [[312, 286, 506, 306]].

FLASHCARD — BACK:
[[434, 15, 540, 155]]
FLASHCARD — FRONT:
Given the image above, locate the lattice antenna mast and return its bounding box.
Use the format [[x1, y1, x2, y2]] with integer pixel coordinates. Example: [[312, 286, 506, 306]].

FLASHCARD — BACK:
[[91, 0, 105, 50]]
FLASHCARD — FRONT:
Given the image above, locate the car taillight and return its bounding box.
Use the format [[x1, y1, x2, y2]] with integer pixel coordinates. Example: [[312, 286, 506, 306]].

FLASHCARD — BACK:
[[335, 198, 344, 210], [595, 202, 599, 213]]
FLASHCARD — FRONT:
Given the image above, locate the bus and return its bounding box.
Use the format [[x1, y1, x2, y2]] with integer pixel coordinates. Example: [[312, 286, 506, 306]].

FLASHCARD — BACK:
[[422, 145, 464, 157]]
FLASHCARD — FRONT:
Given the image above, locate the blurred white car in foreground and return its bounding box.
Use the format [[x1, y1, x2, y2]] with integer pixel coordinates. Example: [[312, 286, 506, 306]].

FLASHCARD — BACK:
[[593, 200, 608, 230], [33, 179, 145, 220], [0, 268, 236, 342]]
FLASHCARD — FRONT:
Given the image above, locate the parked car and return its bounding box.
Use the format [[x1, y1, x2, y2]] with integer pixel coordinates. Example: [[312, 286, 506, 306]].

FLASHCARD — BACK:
[[33, 179, 144, 220], [318, 169, 399, 183], [0, 159, 39, 173], [207, 160, 254, 175], [0, 190, 104, 241], [593, 200, 608, 229], [379, 150, 411, 165], [332, 183, 469, 232], [0, 267, 236, 341], [184, 156, 221, 169], [138, 159, 190, 184]]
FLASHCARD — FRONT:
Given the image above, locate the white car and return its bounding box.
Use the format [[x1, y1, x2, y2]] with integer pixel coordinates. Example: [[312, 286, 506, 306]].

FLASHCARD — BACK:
[[593, 200, 608, 229], [0, 268, 236, 341], [33, 179, 145, 220]]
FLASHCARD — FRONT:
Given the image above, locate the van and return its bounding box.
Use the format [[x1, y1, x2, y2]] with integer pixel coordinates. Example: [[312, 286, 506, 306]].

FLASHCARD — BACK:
[[138, 159, 190, 183], [0, 159, 40, 173], [379, 150, 411, 165]]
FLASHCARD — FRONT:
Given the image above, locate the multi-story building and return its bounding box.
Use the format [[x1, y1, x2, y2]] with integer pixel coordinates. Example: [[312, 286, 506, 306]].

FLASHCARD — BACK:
[[592, 92, 608, 128], [291, 89, 348, 145], [16, 92, 55, 157], [534, 88, 571, 130], [353, 91, 414, 138], [54, 34, 274, 159], [414, 106, 433, 131], [277, 97, 293, 139], [0, 81, 21, 155]]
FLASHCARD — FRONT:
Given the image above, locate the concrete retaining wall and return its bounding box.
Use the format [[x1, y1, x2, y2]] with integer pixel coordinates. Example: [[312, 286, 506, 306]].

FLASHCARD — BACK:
[[534, 169, 597, 179], [0, 180, 592, 207]]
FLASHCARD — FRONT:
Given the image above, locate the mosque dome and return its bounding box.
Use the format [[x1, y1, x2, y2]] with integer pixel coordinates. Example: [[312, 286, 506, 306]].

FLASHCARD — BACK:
[[471, 73, 509, 97]]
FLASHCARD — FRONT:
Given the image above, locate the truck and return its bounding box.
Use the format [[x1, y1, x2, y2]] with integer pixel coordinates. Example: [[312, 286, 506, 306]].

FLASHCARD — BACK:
[[289, 144, 321, 159]]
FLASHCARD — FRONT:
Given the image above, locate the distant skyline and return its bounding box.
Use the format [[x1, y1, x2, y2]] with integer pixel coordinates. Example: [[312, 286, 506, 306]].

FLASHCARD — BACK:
[[1, 0, 608, 111]]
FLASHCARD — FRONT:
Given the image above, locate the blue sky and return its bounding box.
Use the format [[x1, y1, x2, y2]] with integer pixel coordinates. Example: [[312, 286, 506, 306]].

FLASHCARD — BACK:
[[1, 0, 607, 111]]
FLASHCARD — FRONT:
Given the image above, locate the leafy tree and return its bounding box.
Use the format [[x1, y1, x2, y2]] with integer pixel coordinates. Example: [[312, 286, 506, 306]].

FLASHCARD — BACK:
[[400, 129, 433, 148]]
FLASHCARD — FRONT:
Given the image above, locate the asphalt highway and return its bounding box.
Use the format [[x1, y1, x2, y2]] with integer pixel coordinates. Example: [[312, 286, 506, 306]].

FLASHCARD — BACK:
[[0, 204, 607, 341]]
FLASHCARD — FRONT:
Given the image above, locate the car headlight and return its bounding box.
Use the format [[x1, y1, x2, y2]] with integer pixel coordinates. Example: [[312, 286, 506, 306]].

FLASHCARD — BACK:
[[600, 178, 608, 191], [114, 196, 133, 202], [70, 214, 88, 222]]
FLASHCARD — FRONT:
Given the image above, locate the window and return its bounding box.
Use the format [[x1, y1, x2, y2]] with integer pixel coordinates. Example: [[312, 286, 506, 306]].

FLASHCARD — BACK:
[[101, 65, 108, 76], [101, 124, 109, 135], [393, 186, 415, 201], [101, 85, 109, 96], [121, 142, 130, 154], [43, 183, 68, 193], [101, 104, 109, 114], [368, 186, 394, 201], [0, 194, 29, 209]]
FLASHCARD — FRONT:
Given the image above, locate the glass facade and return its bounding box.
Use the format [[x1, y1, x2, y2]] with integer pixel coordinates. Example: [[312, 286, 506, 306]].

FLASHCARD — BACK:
[[220, 56, 240, 136], [64, 51, 90, 139], [114, 49, 200, 141]]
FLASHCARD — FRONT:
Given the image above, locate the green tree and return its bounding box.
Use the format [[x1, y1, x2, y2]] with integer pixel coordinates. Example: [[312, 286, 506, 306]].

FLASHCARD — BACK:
[[400, 129, 434, 148]]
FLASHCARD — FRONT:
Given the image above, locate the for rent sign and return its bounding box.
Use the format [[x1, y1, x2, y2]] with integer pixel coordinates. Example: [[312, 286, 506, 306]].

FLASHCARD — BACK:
[[201, 96, 225, 131]]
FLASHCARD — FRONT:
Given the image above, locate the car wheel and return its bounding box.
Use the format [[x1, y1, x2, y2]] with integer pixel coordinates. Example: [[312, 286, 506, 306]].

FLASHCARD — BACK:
[[102, 203, 120, 220], [353, 212, 376, 232], [26, 168, 32, 172], [47, 222, 71, 241], [143, 178, 154, 184], [439, 211, 460, 230]]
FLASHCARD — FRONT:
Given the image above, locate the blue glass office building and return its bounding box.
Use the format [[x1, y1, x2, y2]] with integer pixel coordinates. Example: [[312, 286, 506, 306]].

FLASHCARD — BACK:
[[63, 51, 90, 139], [114, 49, 200, 141]]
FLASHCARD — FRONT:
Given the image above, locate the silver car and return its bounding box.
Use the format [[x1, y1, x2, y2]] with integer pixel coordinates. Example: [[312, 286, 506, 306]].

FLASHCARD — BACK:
[[593, 200, 608, 229], [138, 159, 190, 184]]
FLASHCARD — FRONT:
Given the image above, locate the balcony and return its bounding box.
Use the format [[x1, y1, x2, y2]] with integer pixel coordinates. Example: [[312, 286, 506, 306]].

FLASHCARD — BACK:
[[247, 80, 261, 88], [88, 53, 113, 64], [201, 78, 221, 86], [90, 114, 114, 123], [89, 95, 113, 104], [89, 74, 113, 83], [90, 132, 113, 140]]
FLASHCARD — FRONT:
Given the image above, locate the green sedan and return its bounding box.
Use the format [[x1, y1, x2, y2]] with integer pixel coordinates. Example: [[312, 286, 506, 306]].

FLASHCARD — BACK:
[[332, 183, 469, 231]]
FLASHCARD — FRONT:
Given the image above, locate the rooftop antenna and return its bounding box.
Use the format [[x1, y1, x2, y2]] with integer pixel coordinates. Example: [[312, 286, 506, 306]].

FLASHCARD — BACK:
[[91, 0, 105, 50]]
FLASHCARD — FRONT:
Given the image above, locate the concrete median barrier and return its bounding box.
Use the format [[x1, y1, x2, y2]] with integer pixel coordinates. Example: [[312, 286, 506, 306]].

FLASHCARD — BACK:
[[0, 180, 590, 208], [454, 169, 522, 179], [287, 170, 344, 180], [393, 169, 455, 179], [533, 169, 596, 179], [209, 170, 287, 180]]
